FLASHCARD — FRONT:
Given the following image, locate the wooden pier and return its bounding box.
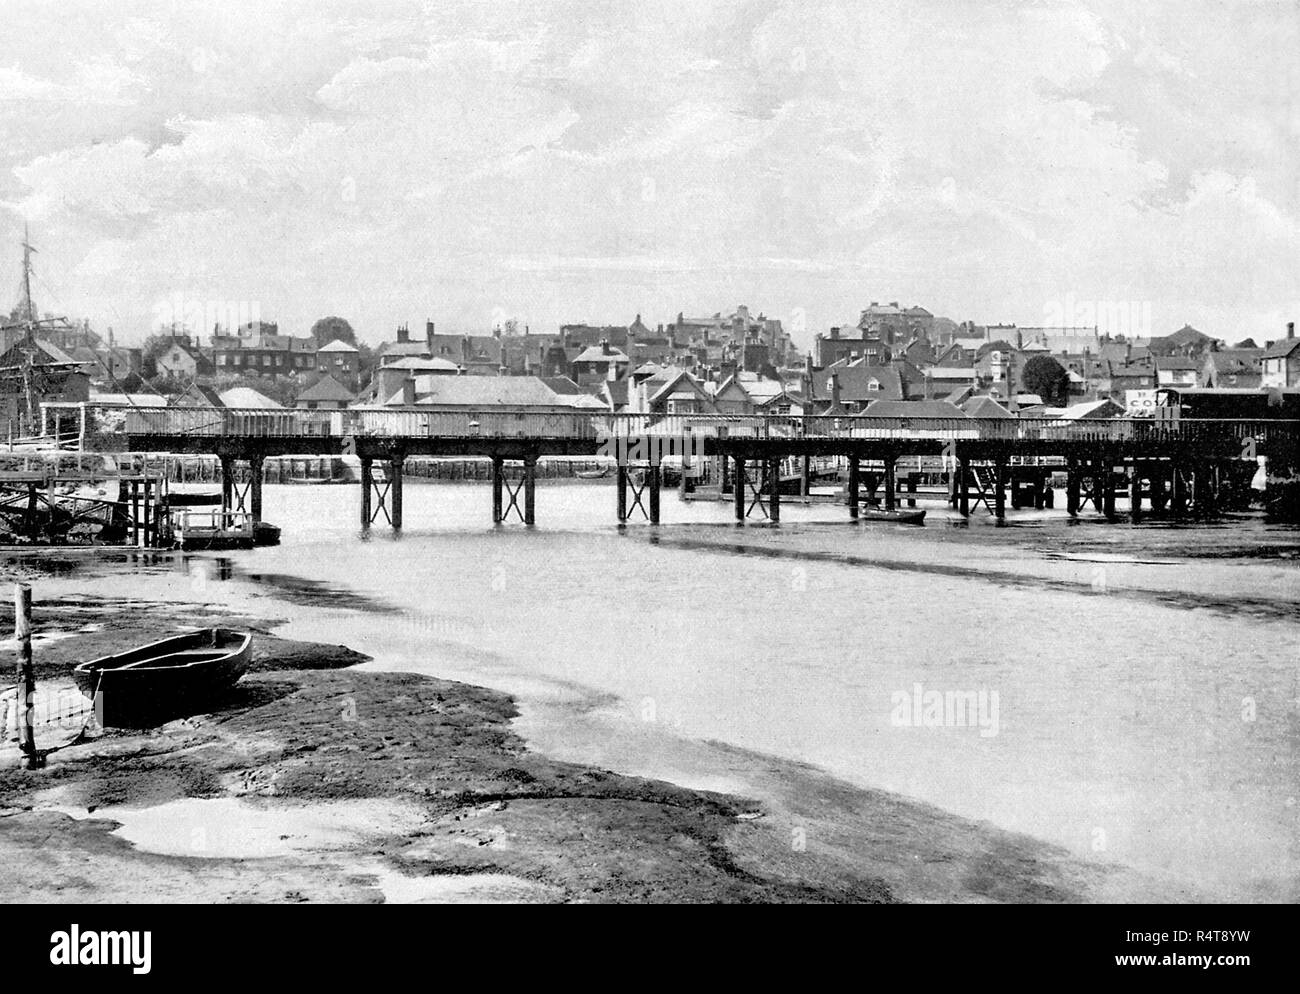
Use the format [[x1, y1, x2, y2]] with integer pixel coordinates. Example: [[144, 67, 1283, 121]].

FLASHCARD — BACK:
[[39, 403, 1299, 533]]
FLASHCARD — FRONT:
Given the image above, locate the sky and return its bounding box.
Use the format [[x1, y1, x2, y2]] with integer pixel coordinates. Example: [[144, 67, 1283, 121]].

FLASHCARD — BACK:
[[0, 0, 1296, 348]]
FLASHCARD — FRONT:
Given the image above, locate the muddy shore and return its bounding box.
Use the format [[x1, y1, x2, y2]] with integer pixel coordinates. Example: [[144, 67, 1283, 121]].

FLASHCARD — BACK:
[[0, 554, 1181, 903]]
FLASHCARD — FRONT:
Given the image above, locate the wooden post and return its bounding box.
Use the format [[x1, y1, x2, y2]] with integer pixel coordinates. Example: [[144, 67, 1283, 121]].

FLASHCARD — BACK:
[[616, 464, 628, 524], [15, 584, 40, 769], [1066, 459, 1080, 516], [734, 456, 746, 522], [994, 458, 1006, 520], [523, 457, 536, 526], [907, 472, 917, 508], [493, 457, 504, 523], [1103, 464, 1117, 520], [883, 454, 897, 512], [360, 457, 373, 528], [958, 458, 970, 516], [1150, 465, 1167, 512], [220, 457, 234, 515], [1129, 468, 1142, 522], [648, 463, 661, 524], [801, 454, 811, 499], [249, 456, 264, 526], [847, 454, 860, 520], [1170, 461, 1186, 516], [768, 458, 780, 523], [390, 456, 403, 531]]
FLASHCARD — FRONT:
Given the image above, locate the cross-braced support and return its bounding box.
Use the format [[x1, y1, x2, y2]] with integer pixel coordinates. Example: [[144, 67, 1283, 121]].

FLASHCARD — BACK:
[[492, 456, 536, 525], [360, 457, 394, 529], [617, 465, 661, 524]]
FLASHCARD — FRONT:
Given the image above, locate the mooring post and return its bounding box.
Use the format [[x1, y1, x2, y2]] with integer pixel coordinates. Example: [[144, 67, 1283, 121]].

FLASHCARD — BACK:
[[616, 464, 628, 524], [523, 457, 536, 526], [1129, 467, 1142, 522], [492, 456, 504, 523], [801, 454, 811, 499], [1066, 459, 1080, 516], [1102, 463, 1117, 520], [249, 455, 264, 526], [958, 458, 971, 517], [733, 455, 746, 522], [360, 457, 373, 529], [847, 454, 860, 520], [648, 462, 661, 524], [884, 453, 897, 512], [14, 583, 40, 769], [768, 458, 781, 523], [390, 456, 404, 531], [1150, 465, 1167, 512], [907, 472, 917, 508]]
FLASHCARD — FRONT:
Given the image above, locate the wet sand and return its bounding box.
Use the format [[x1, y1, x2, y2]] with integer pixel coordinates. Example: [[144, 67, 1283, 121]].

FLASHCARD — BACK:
[[0, 553, 1188, 903]]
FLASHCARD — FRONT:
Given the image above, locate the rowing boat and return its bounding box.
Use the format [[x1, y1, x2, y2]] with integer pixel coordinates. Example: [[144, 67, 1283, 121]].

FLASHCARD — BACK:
[[73, 628, 252, 727], [859, 506, 926, 524]]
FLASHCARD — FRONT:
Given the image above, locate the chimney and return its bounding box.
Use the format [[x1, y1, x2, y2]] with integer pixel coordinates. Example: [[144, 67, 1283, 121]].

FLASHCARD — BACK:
[[397, 323, 410, 344], [830, 326, 840, 340], [426, 321, 435, 354], [402, 377, 416, 406], [830, 373, 841, 409], [601, 339, 612, 356], [1289, 322, 1295, 340]]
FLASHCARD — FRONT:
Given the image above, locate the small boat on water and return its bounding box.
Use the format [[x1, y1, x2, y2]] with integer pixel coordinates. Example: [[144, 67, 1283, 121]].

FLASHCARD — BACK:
[[575, 467, 610, 479], [73, 628, 252, 727], [859, 506, 927, 524], [172, 509, 281, 549]]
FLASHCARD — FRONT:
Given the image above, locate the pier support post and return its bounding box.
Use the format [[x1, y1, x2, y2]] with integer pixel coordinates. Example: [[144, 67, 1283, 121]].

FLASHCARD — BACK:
[[220, 456, 235, 515], [390, 456, 403, 531], [768, 458, 780, 523], [847, 455, 860, 520], [648, 462, 661, 524], [734, 456, 746, 522], [994, 458, 1006, 520], [14, 584, 40, 769], [249, 455, 264, 526], [1102, 464, 1117, 521], [492, 457, 504, 524], [884, 454, 897, 512], [1129, 468, 1142, 522], [801, 454, 811, 499], [1150, 466, 1167, 512], [907, 472, 917, 508], [1170, 462, 1187, 517], [523, 457, 536, 526], [360, 457, 373, 529], [616, 464, 628, 524], [958, 458, 970, 517]]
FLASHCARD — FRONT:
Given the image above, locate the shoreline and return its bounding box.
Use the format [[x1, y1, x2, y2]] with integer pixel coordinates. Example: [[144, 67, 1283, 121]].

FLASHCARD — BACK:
[[0, 570, 1192, 903]]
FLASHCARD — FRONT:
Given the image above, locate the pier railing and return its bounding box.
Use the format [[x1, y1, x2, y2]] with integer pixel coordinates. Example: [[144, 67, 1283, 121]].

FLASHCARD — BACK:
[[41, 402, 1300, 450]]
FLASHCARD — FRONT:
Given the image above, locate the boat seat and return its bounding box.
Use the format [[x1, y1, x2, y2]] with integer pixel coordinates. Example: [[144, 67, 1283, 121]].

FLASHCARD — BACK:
[[113, 650, 229, 670]]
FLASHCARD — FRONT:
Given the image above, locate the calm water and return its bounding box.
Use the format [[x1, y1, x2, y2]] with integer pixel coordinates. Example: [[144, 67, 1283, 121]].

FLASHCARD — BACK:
[[59, 482, 1300, 900]]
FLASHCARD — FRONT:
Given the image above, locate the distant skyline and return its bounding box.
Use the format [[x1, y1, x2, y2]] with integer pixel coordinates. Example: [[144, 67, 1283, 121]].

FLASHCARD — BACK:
[[1, 0, 1296, 348]]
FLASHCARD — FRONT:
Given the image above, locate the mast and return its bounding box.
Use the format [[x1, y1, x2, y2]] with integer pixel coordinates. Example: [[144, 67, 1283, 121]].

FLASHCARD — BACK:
[[18, 222, 37, 334]]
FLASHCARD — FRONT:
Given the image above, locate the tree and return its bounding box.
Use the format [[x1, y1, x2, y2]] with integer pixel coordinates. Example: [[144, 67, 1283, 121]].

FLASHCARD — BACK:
[[1238, 337, 1259, 349], [309, 316, 356, 349], [1021, 354, 1070, 406]]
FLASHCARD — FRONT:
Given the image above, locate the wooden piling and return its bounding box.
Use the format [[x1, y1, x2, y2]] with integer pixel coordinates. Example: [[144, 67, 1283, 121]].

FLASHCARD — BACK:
[[360, 458, 373, 528], [884, 454, 897, 512], [14, 584, 40, 769], [523, 457, 536, 526], [768, 458, 780, 523], [1103, 464, 1117, 520], [847, 455, 860, 520], [958, 458, 970, 517], [616, 464, 628, 524], [390, 457, 403, 530], [648, 464, 661, 524], [994, 459, 1006, 520], [1129, 469, 1142, 522], [907, 472, 917, 508], [250, 456, 264, 525], [493, 457, 504, 523], [734, 456, 746, 522]]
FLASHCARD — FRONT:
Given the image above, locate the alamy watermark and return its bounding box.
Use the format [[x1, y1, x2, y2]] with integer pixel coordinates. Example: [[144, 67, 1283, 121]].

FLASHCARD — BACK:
[[1043, 294, 1151, 339], [594, 430, 705, 476], [890, 683, 1000, 738]]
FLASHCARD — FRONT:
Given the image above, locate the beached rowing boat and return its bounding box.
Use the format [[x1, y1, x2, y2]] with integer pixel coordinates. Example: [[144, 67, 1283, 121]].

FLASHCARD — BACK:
[[859, 506, 926, 524], [72, 628, 252, 727]]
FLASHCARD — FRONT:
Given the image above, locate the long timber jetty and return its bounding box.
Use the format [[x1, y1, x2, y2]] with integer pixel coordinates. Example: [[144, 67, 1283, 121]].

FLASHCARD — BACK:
[[38, 402, 1300, 531]]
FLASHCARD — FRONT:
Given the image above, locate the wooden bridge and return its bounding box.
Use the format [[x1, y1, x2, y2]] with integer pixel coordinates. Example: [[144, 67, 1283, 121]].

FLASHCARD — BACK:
[[40, 402, 1299, 530]]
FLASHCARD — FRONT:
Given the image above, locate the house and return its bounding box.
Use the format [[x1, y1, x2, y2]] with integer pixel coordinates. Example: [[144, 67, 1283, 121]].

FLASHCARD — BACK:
[[807, 363, 905, 413], [1017, 327, 1103, 355], [814, 326, 889, 368], [364, 356, 462, 405], [315, 339, 359, 383], [0, 337, 91, 436], [571, 342, 629, 387], [856, 302, 909, 344], [153, 336, 213, 379], [630, 368, 716, 416], [1261, 325, 1300, 388], [861, 399, 968, 419], [380, 374, 576, 411], [1200, 349, 1263, 389], [1154, 355, 1201, 388], [211, 324, 315, 378], [1042, 398, 1125, 421], [295, 375, 356, 411], [961, 396, 1015, 419], [1148, 324, 1220, 357]]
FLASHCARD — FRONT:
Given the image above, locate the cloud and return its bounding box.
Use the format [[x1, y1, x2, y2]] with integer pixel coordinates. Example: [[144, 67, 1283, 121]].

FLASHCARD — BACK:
[[0, 0, 1295, 343]]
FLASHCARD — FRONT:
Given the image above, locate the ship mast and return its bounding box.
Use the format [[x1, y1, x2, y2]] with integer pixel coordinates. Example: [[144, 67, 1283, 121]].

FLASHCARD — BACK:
[[18, 222, 37, 334]]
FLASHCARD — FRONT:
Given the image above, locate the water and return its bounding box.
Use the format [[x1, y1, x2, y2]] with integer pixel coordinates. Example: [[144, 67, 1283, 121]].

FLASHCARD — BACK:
[[53, 482, 1300, 900]]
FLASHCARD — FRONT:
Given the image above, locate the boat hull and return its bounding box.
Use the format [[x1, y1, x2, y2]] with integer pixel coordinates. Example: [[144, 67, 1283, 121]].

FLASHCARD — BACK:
[[73, 628, 252, 727], [859, 507, 927, 524]]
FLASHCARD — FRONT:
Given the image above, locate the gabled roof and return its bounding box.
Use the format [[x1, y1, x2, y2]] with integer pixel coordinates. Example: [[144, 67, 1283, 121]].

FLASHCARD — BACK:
[[573, 344, 629, 363], [961, 396, 1014, 418], [810, 364, 904, 402], [317, 338, 359, 353], [394, 375, 567, 407], [297, 375, 356, 403], [1262, 337, 1300, 358], [862, 399, 967, 418], [218, 387, 283, 409], [383, 356, 462, 373]]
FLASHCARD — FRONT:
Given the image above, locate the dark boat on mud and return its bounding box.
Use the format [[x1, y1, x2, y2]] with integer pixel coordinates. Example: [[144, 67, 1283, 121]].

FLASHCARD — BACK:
[[73, 628, 252, 727], [859, 506, 926, 524]]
